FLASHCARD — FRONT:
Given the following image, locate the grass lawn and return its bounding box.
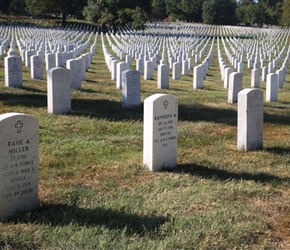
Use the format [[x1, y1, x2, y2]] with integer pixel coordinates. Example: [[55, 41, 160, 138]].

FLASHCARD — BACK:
[[0, 23, 290, 249]]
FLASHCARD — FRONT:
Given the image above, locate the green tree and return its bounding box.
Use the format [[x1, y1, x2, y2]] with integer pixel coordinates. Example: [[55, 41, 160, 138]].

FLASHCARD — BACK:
[[83, 0, 151, 30], [236, 0, 255, 25], [202, 0, 237, 25], [281, 0, 290, 26], [25, 0, 86, 26], [253, 0, 281, 26], [0, 0, 13, 16], [180, 0, 203, 22], [165, 0, 185, 21], [150, 0, 167, 20], [9, 0, 27, 16]]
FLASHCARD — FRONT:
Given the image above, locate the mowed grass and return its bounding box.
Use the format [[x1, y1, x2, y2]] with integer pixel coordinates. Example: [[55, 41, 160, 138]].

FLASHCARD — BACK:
[[0, 29, 290, 249]]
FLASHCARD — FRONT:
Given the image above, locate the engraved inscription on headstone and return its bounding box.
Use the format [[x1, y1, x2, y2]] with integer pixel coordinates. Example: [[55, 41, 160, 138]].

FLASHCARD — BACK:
[[143, 94, 178, 171], [5, 56, 23, 88], [0, 113, 39, 219], [122, 69, 141, 108]]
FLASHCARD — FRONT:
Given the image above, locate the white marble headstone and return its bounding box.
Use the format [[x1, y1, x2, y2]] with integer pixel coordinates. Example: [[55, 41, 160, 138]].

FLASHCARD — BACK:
[[143, 94, 178, 171], [47, 67, 71, 114], [122, 70, 141, 108], [237, 89, 263, 151], [5, 56, 22, 88], [0, 113, 39, 219]]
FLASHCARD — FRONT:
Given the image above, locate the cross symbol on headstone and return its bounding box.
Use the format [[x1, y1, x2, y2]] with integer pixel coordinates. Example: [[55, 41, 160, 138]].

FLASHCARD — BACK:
[[163, 100, 169, 109], [15, 121, 23, 133]]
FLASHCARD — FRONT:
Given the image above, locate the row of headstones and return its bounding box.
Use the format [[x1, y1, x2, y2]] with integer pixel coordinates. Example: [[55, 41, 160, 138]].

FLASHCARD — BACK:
[[221, 35, 286, 75], [4, 32, 98, 89], [0, 88, 263, 219], [141, 23, 260, 37], [102, 33, 213, 92], [4, 35, 98, 116], [107, 25, 290, 88], [222, 35, 289, 73], [103, 32, 215, 88], [218, 38, 290, 103], [109, 32, 209, 68]]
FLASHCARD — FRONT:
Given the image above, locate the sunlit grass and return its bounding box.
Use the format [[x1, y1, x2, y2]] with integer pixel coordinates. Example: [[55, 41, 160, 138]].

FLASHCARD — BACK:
[[0, 26, 290, 249]]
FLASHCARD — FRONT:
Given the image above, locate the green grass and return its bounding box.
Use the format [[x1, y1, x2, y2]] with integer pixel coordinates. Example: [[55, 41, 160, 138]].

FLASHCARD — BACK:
[[0, 26, 290, 249]]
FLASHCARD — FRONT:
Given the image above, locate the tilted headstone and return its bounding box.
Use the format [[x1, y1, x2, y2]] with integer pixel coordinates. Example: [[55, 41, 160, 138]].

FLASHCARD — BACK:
[[122, 70, 141, 108], [237, 89, 263, 151], [5, 56, 22, 88], [47, 67, 71, 114], [0, 113, 39, 219], [143, 94, 178, 171]]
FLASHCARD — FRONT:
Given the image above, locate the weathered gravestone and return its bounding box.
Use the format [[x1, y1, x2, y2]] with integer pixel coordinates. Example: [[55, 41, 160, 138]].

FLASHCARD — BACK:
[[5, 56, 23, 88], [122, 70, 141, 108], [0, 113, 39, 219], [143, 94, 178, 171], [47, 67, 71, 114], [237, 89, 263, 151]]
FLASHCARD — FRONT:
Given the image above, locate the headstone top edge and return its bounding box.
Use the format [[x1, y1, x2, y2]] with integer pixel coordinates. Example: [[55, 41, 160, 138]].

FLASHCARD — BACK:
[[144, 93, 177, 102]]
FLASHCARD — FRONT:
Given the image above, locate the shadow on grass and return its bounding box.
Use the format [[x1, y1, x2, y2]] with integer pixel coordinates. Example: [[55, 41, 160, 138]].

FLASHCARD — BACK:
[[265, 147, 290, 155], [178, 104, 237, 125], [0, 91, 289, 127], [9, 204, 169, 237], [170, 163, 290, 183], [22, 86, 47, 94], [0, 93, 47, 108], [71, 97, 238, 124], [264, 112, 290, 125], [71, 98, 144, 121]]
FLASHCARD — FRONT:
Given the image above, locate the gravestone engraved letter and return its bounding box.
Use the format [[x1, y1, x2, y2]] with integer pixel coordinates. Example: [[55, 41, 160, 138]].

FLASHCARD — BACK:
[[143, 94, 178, 171], [0, 113, 39, 219]]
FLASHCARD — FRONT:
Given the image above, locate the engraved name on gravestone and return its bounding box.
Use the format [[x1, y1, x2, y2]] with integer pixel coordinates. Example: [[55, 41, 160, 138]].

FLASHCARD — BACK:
[[5, 56, 22, 88], [122, 69, 141, 108], [143, 94, 178, 171], [0, 113, 39, 219]]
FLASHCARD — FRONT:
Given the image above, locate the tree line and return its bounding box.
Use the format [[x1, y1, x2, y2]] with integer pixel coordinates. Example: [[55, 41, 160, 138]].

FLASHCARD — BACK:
[[1, 0, 290, 29]]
